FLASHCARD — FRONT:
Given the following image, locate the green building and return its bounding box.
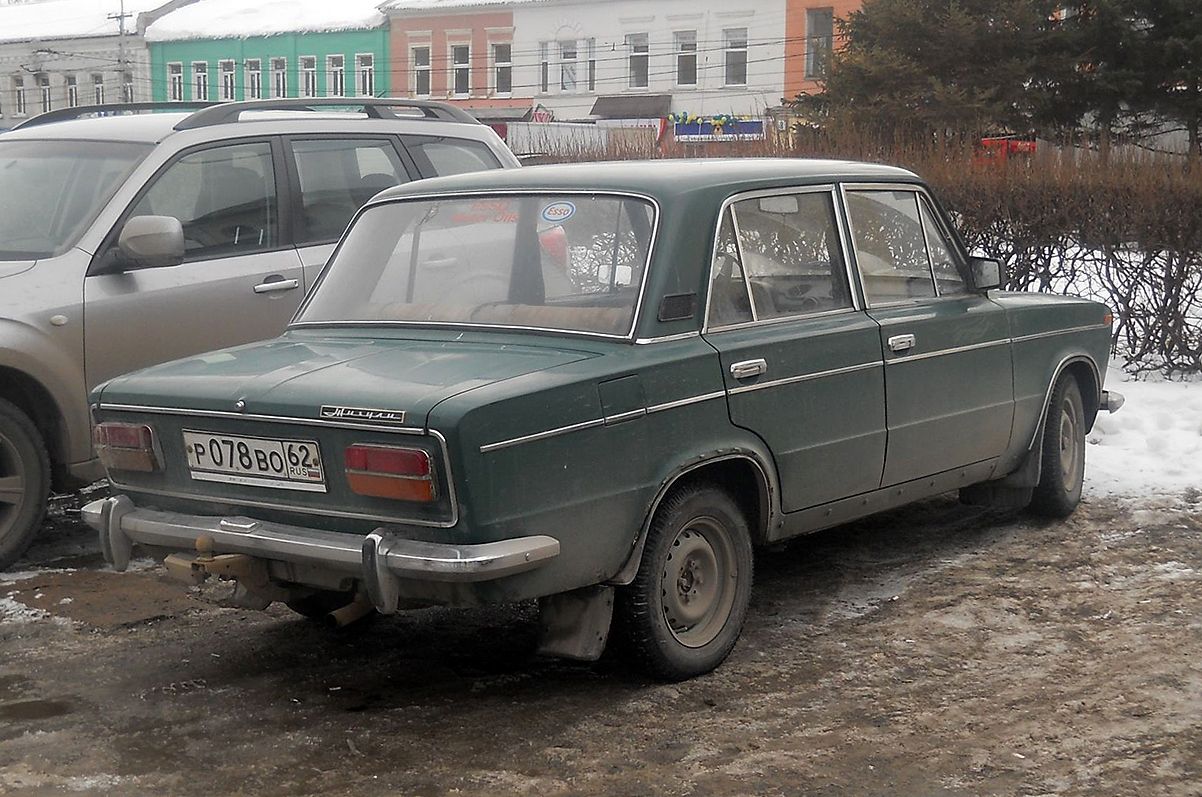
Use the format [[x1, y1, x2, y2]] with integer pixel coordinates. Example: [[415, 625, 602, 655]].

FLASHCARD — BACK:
[[144, 0, 389, 102]]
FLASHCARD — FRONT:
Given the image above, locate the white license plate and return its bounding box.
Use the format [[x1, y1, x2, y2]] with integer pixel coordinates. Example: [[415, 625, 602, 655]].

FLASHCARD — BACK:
[[183, 430, 326, 493]]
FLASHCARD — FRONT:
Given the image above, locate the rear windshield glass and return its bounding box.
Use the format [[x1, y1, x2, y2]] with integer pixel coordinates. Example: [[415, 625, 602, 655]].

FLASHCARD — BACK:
[[297, 194, 656, 337], [0, 139, 151, 259]]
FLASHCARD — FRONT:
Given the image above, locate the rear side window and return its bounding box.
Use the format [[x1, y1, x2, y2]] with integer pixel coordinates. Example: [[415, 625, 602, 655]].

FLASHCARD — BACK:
[[289, 138, 409, 245], [402, 135, 501, 177], [129, 142, 277, 261]]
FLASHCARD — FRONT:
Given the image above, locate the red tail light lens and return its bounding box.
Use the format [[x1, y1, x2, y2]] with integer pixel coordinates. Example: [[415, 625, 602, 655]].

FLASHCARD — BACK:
[[344, 444, 435, 502], [93, 422, 161, 472]]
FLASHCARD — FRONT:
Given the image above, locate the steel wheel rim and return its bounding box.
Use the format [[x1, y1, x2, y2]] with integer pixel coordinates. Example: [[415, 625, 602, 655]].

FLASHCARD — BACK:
[[0, 429, 27, 541], [660, 516, 738, 648], [1058, 400, 1081, 488]]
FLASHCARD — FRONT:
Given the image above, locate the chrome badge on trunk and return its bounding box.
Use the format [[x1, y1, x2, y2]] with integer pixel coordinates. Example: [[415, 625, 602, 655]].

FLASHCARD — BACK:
[[319, 405, 408, 424]]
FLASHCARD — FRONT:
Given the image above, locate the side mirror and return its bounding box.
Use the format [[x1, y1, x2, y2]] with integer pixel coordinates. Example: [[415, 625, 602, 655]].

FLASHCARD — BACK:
[[111, 215, 185, 272], [969, 256, 1004, 291]]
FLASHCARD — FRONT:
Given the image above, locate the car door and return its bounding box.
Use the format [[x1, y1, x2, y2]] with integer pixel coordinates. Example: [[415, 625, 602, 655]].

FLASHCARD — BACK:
[[84, 139, 305, 389], [841, 184, 1014, 487], [702, 187, 887, 512], [284, 136, 416, 289]]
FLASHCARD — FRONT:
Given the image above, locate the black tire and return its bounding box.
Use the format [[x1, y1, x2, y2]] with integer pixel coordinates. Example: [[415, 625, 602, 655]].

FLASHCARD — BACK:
[[1029, 377, 1086, 518], [285, 590, 357, 620], [616, 482, 754, 681], [0, 398, 50, 570]]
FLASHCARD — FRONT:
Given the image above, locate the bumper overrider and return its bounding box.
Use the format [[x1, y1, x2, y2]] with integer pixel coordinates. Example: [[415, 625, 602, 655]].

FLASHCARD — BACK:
[[81, 496, 560, 613]]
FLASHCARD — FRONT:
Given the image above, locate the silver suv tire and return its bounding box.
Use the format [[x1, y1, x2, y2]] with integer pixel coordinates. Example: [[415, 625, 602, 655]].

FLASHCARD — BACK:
[[0, 398, 50, 569]]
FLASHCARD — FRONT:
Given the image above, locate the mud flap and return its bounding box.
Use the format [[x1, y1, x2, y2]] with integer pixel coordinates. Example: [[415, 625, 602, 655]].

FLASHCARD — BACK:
[[960, 436, 1041, 508], [536, 585, 614, 662], [97, 495, 135, 571]]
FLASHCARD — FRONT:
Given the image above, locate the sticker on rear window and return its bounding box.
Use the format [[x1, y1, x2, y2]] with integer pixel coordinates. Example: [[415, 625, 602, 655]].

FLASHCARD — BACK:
[[541, 201, 576, 225]]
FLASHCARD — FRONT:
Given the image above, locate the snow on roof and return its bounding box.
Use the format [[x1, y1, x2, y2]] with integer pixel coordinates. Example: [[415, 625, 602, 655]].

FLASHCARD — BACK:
[[145, 0, 386, 41], [381, 0, 545, 10], [0, 0, 168, 44]]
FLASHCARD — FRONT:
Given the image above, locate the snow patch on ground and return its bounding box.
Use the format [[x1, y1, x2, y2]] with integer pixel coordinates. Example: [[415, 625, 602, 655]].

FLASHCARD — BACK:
[[1085, 365, 1202, 502]]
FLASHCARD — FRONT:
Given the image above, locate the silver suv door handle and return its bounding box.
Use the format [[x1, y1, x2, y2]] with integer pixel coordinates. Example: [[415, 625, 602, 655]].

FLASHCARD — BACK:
[[888, 334, 916, 353], [253, 277, 300, 294], [730, 359, 767, 379]]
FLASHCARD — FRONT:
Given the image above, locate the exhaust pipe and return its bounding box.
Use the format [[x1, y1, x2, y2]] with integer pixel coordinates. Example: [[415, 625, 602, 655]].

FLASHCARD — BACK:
[[325, 594, 376, 628]]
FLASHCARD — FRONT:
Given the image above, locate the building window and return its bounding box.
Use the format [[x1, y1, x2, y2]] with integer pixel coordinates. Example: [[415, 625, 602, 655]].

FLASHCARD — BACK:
[[37, 73, 51, 113], [192, 62, 208, 101], [327, 54, 345, 96], [451, 45, 469, 97], [92, 74, 105, 104], [356, 53, 374, 96], [300, 56, 317, 97], [246, 59, 262, 99], [219, 60, 236, 100], [627, 33, 649, 89], [168, 62, 183, 101], [558, 40, 578, 92], [122, 71, 134, 102], [539, 42, 549, 93], [724, 28, 748, 86], [492, 42, 511, 95], [65, 74, 78, 107], [13, 77, 26, 115], [587, 38, 596, 91], [805, 8, 834, 79], [412, 47, 430, 97], [675, 31, 697, 86], [271, 57, 287, 98]]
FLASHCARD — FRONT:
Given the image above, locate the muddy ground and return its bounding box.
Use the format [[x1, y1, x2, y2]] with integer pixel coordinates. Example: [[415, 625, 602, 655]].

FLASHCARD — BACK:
[[1, 490, 1200, 797]]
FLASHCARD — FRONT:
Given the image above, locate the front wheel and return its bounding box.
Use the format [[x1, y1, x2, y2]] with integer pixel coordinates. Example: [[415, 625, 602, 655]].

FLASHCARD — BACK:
[[616, 482, 753, 681], [1029, 376, 1086, 518], [0, 399, 50, 570]]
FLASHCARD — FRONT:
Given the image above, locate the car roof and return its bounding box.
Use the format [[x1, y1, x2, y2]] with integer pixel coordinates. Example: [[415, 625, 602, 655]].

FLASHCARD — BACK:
[[1, 113, 189, 143], [374, 158, 922, 205]]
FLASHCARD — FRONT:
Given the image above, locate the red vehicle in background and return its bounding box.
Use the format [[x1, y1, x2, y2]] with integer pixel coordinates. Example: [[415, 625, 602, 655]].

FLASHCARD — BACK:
[[974, 135, 1037, 167]]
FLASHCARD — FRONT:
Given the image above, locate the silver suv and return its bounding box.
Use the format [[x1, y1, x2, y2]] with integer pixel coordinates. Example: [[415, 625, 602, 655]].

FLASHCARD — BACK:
[[0, 98, 519, 567]]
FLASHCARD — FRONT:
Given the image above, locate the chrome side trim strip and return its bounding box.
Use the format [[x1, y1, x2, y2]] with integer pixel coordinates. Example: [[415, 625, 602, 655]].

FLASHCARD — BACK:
[[479, 418, 606, 453], [886, 338, 1010, 364], [1012, 324, 1109, 343], [605, 408, 647, 423], [101, 403, 426, 435], [727, 361, 882, 395], [634, 331, 701, 345], [645, 390, 727, 414]]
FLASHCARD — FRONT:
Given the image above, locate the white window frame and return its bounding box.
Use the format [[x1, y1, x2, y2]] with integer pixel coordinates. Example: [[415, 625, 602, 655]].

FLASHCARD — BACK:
[[270, 57, 287, 98], [805, 8, 834, 79], [192, 61, 208, 101], [587, 38, 596, 92], [356, 53, 375, 97], [219, 60, 236, 101], [13, 77, 26, 116], [168, 62, 183, 102], [491, 42, 512, 96], [246, 59, 263, 100], [65, 74, 78, 108], [37, 73, 51, 113], [300, 55, 318, 98], [450, 43, 470, 98], [675, 30, 698, 87], [539, 42, 549, 93], [724, 28, 748, 87], [121, 71, 134, 103], [627, 33, 649, 89], [327, 54, 345, 96], [412, 46, 431, 97], [92, 73, 105, 105], [559, 39, 578, 93]]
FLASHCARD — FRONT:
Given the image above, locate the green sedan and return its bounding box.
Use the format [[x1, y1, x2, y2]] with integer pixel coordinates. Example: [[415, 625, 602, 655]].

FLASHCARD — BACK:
[[83, 159, 1123, 680]]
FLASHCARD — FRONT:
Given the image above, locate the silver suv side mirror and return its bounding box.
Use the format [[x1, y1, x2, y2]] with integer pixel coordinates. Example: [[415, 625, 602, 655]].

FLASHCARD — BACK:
[[969, 256, 1004, 291], [116, 215, 185, 271]]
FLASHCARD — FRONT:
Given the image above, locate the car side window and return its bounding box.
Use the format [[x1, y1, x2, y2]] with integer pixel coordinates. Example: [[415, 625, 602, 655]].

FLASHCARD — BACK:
[[402, 135, 501, 177], [290, 139, 409, 245], [129, 142, 277, 261], [708, 209, 754, 327], [846, 190, 936, 304], [919, 197, 969, 296], [729, 191, 852, 320]]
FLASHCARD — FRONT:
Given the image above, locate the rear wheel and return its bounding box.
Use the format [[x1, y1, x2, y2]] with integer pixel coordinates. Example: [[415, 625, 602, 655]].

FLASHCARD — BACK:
[[616, 483, 753, 681], [1030, 377, 1086, 518], [0, 399, 50, 570]]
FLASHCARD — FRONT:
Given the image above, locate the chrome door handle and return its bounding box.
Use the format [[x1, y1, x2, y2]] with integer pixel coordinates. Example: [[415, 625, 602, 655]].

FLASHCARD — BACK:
[[730, 358, 768, 379], [888, 334, 916, 353], [253, 278, 300, 294]]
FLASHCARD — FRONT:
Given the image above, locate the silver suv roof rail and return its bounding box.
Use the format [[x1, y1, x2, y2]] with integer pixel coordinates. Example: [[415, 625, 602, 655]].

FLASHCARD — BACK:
[[11, 101, 218, 130], [173, 97, 481, 130]]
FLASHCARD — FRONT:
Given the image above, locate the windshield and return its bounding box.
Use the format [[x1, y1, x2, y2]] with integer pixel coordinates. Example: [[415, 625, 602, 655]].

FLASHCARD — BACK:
[[0, 139, 151, 259], [298, 193, 656, 337]]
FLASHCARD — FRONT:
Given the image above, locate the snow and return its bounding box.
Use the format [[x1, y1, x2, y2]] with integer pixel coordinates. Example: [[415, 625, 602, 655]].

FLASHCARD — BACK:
[[1085, 365, 1202, 503], [381, 0, 543, 8], [144, 0, 386, 41], [0, 0, 166, 43]]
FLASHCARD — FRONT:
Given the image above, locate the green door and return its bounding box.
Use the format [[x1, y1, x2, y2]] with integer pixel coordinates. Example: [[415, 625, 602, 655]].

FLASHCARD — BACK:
[[703, 188, 887, 512], [843, 186, 1014, 487]]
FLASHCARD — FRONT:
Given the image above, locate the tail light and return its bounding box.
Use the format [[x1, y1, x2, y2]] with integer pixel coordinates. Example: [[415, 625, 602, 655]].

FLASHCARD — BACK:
[[344, 444, 436, 502], [94, 422, 161, 472]]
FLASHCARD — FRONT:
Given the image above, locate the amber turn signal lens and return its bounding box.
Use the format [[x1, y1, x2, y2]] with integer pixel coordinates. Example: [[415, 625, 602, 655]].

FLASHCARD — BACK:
[[344, 444, 436, 502], [1103, 311, 1114, 326], [345, 472, 437, 502], [93, 422, 161, 472]]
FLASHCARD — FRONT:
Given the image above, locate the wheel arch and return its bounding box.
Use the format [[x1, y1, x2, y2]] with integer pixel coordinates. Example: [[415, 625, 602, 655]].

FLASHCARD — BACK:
[[0, 365, 69, 487], [608, 451, 778, 586], [1029, 354, 1101, 451]]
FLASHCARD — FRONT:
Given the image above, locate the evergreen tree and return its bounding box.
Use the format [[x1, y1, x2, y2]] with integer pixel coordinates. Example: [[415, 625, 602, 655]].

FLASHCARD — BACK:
[[1127, 0, 1202, 163]]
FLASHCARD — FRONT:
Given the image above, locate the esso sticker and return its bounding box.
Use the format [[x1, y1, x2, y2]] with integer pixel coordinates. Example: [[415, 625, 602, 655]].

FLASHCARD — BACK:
[[541, 201, 576, 225]]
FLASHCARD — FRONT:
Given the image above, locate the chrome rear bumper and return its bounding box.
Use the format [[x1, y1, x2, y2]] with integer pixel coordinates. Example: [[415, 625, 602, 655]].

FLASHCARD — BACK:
[[1100, 389, 1125, 413], [81, 496, 559, 613]]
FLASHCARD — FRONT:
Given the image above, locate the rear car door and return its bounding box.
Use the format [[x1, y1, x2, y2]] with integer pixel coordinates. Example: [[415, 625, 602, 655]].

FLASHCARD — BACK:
[[842, 185, 1014, 487], [85, 139, 305, 388], [702, 187, 887, 512]]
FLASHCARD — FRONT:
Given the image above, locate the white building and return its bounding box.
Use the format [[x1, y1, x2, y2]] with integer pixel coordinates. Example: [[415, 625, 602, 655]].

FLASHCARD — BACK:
[[511, 0, 788, 123], [0, 0, 192, 128]]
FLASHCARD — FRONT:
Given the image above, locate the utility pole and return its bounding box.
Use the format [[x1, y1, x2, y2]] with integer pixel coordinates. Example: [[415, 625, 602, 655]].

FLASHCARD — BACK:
[[107, 0, 132, 101]]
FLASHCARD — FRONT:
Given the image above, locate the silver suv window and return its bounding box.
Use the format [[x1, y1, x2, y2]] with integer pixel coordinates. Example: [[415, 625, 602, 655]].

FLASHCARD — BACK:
[[0, 139, 150, 259], [290, 138, 409, 245]]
